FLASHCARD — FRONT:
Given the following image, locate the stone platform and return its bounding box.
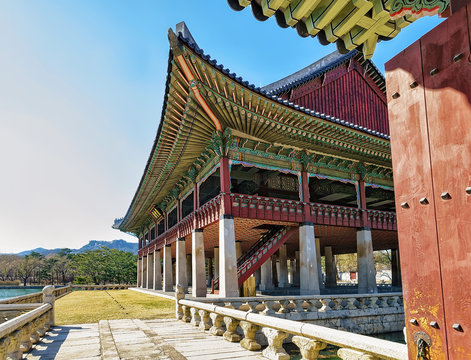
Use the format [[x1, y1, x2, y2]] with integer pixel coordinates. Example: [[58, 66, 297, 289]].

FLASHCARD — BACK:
[[25, 318, 264, 360]]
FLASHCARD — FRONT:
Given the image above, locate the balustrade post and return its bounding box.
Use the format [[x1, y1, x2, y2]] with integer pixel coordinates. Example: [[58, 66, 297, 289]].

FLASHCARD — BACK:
[[19, 324, 33, 353], [175, 285, 184, 320], [337, 348, 378, 360], [30, 318, 41, 343], [0, 337, 10, 359], [223, 317, 241, 342], [292, 336, 327, 360], [6, 329, 22, 360], [181, 305, 191, 323], [198, 310, 211, 331], [209, 313, 224, 336], [262, 327, 290, 360], [190, 307, 200, 327], [42, 285, 55, 326], [240, 321, 261, 351]]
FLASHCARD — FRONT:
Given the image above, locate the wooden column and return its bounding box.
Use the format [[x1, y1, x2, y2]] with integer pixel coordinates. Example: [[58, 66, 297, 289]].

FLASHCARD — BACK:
[[358, 180, 368, 225], [300, 171, 311, 221], [220, 157, 232, 215]]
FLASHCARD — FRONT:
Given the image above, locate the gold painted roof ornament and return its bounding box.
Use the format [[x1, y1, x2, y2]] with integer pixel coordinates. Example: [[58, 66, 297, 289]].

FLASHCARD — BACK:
[[227, 0, 449, 58]]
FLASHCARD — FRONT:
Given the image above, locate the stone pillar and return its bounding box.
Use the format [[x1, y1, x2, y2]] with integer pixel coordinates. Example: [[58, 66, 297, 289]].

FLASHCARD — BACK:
[[172, 262, 176, 285], [192, 229, 206, 297], [147, 252, 154, 289], [154, 250, 162, 290], [278, 245, 289, 288], [214, 247, 219, 279], [272, 255, 278, 288], [186, 254, 192, 286], [288, 259, 294, 285], [324, 246, 336, 288], [357, 227, 377, 294], [391, 249, 402, 287], [176, 238, 188, 292], [254, 267, 261, 287], [259, 257, 273, 291], [299, 222, 320, 295], [142, 255, 148, 288], [235, 241, 242, 260], [207, 258, 213, 287], [163, 245, 173, 292], [315, 237, 324, 289], [294, 251, 300, 286], [137, 258, 142, 287], [219, 215, 239, 297]]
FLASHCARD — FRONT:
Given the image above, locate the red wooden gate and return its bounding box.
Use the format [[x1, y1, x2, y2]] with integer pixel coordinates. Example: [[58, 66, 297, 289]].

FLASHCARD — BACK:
[[386, 4, 471, 359]]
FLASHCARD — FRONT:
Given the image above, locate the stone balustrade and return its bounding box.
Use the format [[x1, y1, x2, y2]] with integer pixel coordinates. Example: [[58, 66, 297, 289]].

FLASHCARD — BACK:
[[0, 286, 71, 305], [176, 286, 407, 360], [70, 284, 131, 291], [192, 293, 404, 334], [0, 286, 56, 359]]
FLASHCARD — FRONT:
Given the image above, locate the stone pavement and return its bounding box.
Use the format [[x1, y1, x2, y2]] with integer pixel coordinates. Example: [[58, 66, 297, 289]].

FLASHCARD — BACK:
[[25, 318, 264, 360]]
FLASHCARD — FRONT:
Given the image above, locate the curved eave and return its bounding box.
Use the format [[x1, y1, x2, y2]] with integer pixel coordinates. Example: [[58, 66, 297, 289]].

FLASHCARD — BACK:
[[116, 28, 393, 234], [227, 0, 414, 59], [181, 34, 389, 140]]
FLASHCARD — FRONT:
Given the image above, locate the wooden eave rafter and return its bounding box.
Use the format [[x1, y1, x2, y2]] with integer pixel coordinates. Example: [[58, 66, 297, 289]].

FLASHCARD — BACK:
[[227, 0, 416, 58]]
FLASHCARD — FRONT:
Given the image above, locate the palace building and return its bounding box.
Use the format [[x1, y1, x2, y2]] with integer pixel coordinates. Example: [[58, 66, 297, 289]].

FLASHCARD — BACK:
[[113, 22, 399, 298]]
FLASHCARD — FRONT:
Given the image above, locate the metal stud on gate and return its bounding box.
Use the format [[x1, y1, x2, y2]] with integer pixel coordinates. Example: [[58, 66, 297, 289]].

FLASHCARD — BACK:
[[392, 92, 400, 99], [410, 318, 419, 325], [466, 187, 471, 194], [440, 192, 451, 200], [452, 323, 463, 332], [429, 68, 439, 76], [401, 202, 409, 209], [419, 197, 429, 205], [429, 321, 439, 329], [409, 81, 418, 88], [453, 53, 463, 62]]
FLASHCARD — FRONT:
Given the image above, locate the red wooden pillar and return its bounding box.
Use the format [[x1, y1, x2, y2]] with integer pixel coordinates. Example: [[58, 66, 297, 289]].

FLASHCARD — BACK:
[[193, 183, 198, 228], [358, 180, 368, 225], [300, 171, 311, 221], [220, 157, 231, 215]]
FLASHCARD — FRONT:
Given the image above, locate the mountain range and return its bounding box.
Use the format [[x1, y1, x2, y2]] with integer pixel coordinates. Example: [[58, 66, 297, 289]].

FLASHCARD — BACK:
[[16, 240, 138, 256]]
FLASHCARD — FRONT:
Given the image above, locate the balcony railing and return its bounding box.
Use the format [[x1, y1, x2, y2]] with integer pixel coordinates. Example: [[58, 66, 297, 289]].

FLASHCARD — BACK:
[[138, 193, 396, 256]]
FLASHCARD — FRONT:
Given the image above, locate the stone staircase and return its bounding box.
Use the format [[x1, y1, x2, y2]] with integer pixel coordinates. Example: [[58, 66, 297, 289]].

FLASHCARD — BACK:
[[211, 226, 297, 293], [25, 318, 264, 360]]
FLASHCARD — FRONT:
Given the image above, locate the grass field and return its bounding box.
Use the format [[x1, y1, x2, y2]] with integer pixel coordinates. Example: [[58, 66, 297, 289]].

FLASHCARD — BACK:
[[55, 290, 175, 325]]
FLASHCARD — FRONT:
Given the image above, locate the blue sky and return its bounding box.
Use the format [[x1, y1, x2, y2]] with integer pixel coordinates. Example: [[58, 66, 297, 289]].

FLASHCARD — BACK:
[[0, 1, 442, 253]]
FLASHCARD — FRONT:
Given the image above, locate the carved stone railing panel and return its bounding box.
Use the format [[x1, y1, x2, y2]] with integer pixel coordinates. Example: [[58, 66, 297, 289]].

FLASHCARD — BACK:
[[176, 295, 408, 360]]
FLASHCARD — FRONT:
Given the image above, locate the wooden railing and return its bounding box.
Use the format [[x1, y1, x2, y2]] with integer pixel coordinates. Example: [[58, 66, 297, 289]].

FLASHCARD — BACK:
[[0, 286, 57, 359], [176, 287, 407, 360], [138, 193, 397, 256]]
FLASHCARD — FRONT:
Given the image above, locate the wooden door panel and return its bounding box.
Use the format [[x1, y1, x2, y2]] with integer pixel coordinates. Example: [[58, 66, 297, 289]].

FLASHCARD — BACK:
[[386, 41, 448, 359], [422, 4, 471, 357]]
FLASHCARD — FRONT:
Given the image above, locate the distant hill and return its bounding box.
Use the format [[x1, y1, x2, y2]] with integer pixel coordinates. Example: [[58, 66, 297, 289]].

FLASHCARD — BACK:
[[17, 239, 138, 257]]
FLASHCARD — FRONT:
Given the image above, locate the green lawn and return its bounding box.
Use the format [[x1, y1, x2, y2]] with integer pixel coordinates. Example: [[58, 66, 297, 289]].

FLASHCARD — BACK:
[[55, 290, 175, 325]]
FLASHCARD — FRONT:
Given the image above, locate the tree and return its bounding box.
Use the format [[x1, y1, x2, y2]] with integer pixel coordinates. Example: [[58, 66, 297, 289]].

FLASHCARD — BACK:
[[17, 253, 42, 286]]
